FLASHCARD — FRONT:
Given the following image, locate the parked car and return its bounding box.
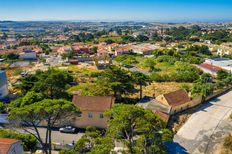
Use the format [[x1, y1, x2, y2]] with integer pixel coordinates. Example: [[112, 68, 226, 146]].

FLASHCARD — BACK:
[[59, 126, 76, 133], [122, 64, 134, 68]]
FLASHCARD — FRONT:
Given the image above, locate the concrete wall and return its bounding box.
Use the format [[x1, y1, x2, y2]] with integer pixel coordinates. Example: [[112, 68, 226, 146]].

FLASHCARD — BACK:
[[170, 96, 202, 115], [19, 52, 37, 60], [74, 111, 108, 129], [169, 86, 232, 115], [156, 95, 169, 106], [205, 86, 232, 101]]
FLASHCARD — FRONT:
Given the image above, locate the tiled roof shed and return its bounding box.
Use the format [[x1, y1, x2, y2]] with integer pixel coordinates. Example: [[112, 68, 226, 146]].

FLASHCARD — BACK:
[[157, 89, 191, 107]]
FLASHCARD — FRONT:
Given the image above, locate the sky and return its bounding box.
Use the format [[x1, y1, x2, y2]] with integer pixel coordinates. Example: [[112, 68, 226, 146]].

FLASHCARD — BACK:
[[0, 0, 232, 22]]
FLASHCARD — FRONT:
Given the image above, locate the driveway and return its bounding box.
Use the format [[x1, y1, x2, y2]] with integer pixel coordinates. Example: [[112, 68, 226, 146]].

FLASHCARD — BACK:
[[167, 91, 232, 154], [36, 127, 84, 144], [16, 127, 84, 145]]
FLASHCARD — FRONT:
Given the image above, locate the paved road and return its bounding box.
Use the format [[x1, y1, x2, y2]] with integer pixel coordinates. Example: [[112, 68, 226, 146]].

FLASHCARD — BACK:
[[37, 128, 84, 144], [167, 91, 232, 154], [17, 127, 84, 145]]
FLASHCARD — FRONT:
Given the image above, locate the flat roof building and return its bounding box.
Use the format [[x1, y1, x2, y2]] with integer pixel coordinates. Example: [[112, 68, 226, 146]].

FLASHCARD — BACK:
[[204, 58, 232, 73], [0, 71, 9, 100]]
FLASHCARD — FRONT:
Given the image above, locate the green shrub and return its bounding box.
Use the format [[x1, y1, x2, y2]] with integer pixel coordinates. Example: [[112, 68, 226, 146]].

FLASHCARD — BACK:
[[150, 73, 171, 82], [223, 134, 232, 152], [59, 149, 76, 154], [115, 55, 138, 65], [156, 55, 177, 65], [172, 62, 202, 82], [217, 70, 230, 80]]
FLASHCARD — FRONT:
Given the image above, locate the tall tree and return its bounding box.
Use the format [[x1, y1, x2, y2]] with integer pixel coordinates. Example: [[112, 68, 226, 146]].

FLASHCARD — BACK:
[[19, 69, 73, 99], [9, 99, 80, 154], [100, 66, 135, 100], [104, 104, 172, 154]]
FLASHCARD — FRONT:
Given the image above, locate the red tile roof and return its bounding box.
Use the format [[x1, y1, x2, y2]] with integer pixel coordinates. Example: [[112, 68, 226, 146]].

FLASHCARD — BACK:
[[72, 95, 115, 112], [163, 89, 191, 107], [199, 63, 222, 72], [152, 109, 170, 122]]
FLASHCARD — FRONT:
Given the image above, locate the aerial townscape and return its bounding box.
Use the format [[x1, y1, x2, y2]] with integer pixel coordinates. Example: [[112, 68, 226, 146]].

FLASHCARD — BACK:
[[0, 1, 232, 154]]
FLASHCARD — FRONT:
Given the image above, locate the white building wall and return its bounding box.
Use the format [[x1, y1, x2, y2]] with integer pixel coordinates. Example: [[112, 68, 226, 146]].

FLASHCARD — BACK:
[[0, 85, 8, 99], [7, 142, 24, 154], [19, 52, 37, 60]]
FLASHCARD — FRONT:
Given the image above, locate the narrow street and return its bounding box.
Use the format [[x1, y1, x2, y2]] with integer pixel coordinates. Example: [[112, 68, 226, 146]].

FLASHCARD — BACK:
[[15, 127, 84, 145], [167, 91, 232, 154]]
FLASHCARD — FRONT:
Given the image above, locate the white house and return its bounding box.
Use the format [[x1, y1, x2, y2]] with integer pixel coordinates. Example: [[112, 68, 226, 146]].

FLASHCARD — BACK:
[[19, 49, 37, 60], [0, 71, 9, 100], [217, 48, 231, 56], [205, 58, 232, 73]]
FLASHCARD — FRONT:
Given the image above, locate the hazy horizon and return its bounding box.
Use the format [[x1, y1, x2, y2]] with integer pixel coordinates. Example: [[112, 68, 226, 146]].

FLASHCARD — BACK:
[[0, 0, 232, 22], [1, 19, 232, 24]]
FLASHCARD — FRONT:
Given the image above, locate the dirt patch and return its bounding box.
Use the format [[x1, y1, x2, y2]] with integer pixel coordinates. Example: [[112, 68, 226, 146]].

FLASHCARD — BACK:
[[130, 82, 192, 99]]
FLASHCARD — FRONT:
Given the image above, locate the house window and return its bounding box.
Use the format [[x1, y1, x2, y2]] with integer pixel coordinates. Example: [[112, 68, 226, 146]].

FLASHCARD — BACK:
[[100, 113, 104, 119], [88, 113, 93, 118]]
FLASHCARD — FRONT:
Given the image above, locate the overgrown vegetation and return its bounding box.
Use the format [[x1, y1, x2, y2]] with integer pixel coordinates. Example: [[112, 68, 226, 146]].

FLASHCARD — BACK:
[[60, 105, 172, 154]]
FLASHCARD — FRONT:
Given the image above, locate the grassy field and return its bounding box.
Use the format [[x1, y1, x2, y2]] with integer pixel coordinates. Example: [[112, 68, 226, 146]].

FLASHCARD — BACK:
[[155, 62, 176, 76], [98, 36, 123, 43], [129, 82, 192, 99], [65, 65, 102, 83], [136, 57, 177, 76]]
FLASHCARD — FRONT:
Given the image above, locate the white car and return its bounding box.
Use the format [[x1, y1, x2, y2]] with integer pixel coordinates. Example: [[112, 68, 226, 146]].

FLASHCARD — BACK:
[[59, 126, 76, 133]]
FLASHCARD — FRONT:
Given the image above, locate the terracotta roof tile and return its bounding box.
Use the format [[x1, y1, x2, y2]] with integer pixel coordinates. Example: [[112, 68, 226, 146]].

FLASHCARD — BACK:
[[163, 89, 190, 107], [152, 110, 170, 122], [72, 95, 115, 112], [199, 63, 222, 72]]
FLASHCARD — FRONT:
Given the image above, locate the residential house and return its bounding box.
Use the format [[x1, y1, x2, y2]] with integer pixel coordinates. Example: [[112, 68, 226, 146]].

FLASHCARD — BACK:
[[0, 71, 9, 100], [196, 63, 222, 76], [138, 89, 199, 122], [96, 43, 109, 56], [72, 43, 90, 54], [138, 96, 171, 122], [108, 43, 119, 52], [57, 46, 73, 54], [0, 138, 24, 154], [19, 48, 37, 60], [0, 44, 7, 50], [6, 38, 19, 47], [114, 45, 131, 56], [72, 94, 115, 129], [204, 58, 232, 73], [217, 48, 232, 56], [156, 89, 192, 114], [131, 43, 156, 55]]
